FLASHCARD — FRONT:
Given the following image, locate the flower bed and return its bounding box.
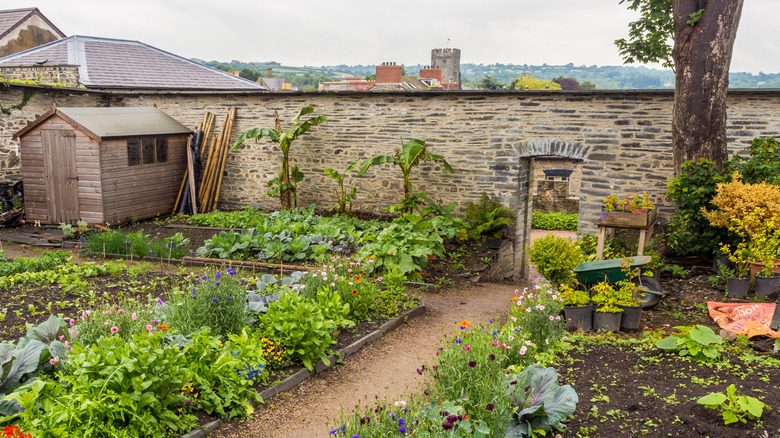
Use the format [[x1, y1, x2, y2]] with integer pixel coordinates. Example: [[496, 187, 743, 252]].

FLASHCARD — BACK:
[[0, 252, 420, 437]]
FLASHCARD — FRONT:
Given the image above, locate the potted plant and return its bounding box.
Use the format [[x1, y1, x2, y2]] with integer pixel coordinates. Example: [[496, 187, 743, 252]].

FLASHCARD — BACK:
[[750, 222, 780, 299], [559, 283, 592, 332], [590, 282, 622, 332], [601, 193, 656, 226], [720, 241, 751, 299], [615, 280, 642, 332]]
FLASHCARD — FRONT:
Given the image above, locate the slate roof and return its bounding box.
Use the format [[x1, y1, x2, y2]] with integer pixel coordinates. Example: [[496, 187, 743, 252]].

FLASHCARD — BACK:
[[258, 77, 292, 91], [0, 8, 65, 40], [14, 107, 193, 141], [0, 35, 268, 91]]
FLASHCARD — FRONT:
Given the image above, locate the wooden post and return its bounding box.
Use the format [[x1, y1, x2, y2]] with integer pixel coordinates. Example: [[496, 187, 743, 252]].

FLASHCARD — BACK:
[[185, 136, 198, 214]]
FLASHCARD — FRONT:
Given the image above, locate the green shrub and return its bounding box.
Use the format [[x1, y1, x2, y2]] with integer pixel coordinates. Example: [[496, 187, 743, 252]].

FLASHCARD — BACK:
[[0, 251, 70, 277], [73, 299, 159, 347], [527, 234, 583, 285], [464, 193, 515, 239], [531, 211, 578, 230], [666, 158, 730, 257], [166, 268, 249, 337], [260, 289, 352, 371]]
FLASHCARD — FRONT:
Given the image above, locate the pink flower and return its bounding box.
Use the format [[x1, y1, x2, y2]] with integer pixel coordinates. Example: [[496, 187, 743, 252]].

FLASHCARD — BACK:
[[146, 324, 153, 331], [131, 312, 137, 321], [462, 345, 472, 351], [549, 316, 555, 321], [118, 309, 124, 314], [59, 335, 65, 341], [331, 283, 336, 287], [85, 310, 91, 316], [110, 326, 119, 333], [519, 346, 527, 355], [64, 341, 70, 349], [69, 318, 75, 326], [104, 320, 110, 326]]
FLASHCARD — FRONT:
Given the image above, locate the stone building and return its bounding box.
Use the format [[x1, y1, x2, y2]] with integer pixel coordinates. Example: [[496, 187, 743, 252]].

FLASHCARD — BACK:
[[431, 48, 461, 89], [0, 8, 65, 58]]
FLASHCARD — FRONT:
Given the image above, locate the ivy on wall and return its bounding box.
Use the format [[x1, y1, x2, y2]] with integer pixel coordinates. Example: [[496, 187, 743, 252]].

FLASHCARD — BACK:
[[0, 87, 35, 115]]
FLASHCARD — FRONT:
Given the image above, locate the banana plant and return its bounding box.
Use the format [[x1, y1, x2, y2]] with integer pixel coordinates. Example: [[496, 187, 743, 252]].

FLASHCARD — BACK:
[[323, 159, 360, 215], [357, 138, 454, 213], [234, 106, 328, 210]]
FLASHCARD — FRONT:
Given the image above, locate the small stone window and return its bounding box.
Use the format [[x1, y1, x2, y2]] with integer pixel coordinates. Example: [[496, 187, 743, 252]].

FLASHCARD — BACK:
[[127, 136, 168, 166]]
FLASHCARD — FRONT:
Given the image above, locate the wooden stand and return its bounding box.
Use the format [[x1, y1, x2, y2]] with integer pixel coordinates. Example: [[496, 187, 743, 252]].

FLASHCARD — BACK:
[[595, 217, 657, 260]]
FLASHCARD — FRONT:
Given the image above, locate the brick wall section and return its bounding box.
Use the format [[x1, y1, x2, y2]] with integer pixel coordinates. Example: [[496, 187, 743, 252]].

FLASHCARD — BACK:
[[3, 86, 780, 277]]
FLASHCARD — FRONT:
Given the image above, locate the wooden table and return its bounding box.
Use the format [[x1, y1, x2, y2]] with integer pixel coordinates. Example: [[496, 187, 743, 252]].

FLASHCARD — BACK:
[[595, 217, 657, 260]]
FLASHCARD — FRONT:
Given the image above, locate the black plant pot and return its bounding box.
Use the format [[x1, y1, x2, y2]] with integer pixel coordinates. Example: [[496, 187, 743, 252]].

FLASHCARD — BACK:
[[593, 311, 621, 333], [617, 304, 642, 332], [564, 305, 592, 332], [755, 274, 780, 300], [713, 256, 732, 275], [727, 277, 750, 299]]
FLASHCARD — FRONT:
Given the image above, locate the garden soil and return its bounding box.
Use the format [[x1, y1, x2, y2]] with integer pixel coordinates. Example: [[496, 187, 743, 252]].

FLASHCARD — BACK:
[[213, 282, 526, 438]]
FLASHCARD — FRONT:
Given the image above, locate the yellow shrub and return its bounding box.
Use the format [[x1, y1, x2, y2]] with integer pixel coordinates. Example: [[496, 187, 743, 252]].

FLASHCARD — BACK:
[[702, 172, 780, 235]]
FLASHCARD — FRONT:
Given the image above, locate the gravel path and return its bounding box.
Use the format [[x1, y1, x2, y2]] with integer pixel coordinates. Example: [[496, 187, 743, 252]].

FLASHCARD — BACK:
[[213, 282, 526, 438]]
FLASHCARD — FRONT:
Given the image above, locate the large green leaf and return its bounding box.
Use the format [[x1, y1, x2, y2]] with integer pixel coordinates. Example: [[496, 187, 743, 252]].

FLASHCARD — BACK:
[[655, 335, 681, 350], [232, 127, 280, 148], [689, 325, 723, 346], [697, 392, 727, 407], [357, 155, 397, 176]]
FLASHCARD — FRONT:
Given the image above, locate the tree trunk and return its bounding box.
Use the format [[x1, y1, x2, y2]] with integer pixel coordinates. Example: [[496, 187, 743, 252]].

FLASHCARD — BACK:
[[672, 0, 744, 173]]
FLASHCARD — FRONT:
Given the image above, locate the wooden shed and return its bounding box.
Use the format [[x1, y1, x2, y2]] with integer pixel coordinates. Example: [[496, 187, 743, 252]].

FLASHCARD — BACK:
[[13, 106, 192, 225]]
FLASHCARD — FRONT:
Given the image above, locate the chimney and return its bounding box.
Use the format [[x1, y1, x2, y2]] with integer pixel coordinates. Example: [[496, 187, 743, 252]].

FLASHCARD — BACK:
[[375, 61, 402, 84], [419, 66, 442, 82], [266, 68, 273, 78]]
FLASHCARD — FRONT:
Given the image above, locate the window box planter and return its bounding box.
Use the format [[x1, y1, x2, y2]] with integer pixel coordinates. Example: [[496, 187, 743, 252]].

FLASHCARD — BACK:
[[600, 208, 657, 227]]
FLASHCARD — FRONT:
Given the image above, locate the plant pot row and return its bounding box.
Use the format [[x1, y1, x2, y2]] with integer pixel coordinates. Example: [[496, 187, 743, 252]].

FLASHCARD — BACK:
[[564, 304, 641, 333], [727, 274, 780, 300]]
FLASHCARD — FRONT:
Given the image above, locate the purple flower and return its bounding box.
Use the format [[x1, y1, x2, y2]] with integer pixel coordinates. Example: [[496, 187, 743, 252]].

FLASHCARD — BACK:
[[398, 427, 406, 433], [489, 354, 496, 361], [455, 338, 462, 344], [486, 403, 495, 411], [330, 430, 337, 435], [351, 435, 361, 438], [215, 272, 222, 278], [215, 281, 221, 286], [398, 419, 405, 426], [201, 275, 208, 280], [227, 296, 233, 300], [192, 295, 197, 299], [442, 422, 453, 430], [468, 361, 476, 368], [192, 288, 197, 293], [212, 298, 218, 302], [447, 415, 458, 423], [157, 297, 163, 305], [416, 368, 423, 375]]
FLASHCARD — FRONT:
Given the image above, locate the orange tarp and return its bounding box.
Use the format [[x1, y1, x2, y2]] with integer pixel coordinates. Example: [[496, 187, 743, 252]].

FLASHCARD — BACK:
[[707, 302, 780, 338]]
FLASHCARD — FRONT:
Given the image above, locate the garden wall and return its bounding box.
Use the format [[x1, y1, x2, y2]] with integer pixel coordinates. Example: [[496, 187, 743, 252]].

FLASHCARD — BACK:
[[2, 85, 780, 278]]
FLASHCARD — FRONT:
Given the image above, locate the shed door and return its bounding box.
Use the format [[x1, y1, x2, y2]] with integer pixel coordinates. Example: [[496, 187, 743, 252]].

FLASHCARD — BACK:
[[42, 130, 80, 224]]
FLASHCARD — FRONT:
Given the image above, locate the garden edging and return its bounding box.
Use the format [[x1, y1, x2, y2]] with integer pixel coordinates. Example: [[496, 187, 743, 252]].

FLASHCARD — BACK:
[[179, 303, 426, 438]]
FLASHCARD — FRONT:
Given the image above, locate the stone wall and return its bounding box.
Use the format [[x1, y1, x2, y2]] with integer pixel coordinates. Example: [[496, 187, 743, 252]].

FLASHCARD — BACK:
[[531, 156, 582, 198], [3, 85, 780, 278], [0, 66, 80, 87]]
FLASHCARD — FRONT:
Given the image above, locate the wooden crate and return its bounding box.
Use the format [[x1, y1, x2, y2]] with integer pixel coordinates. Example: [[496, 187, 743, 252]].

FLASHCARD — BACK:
[[601, 208, 657, 227]]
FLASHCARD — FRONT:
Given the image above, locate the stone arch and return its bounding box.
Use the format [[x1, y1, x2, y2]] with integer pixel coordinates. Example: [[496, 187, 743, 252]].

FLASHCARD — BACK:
[[512, 139, 590, 281], [518, 139, 590, 160]]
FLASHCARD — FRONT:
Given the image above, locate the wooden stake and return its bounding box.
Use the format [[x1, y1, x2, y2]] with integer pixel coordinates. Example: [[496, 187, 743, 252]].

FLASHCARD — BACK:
[[185, 136, 198, 214], [212, 107, 236, 210]]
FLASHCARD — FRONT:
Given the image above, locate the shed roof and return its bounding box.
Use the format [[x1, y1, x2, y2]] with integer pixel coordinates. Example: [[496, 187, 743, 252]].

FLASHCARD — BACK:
[[14, 107, 193, 141], [0, 35, 268, 91]]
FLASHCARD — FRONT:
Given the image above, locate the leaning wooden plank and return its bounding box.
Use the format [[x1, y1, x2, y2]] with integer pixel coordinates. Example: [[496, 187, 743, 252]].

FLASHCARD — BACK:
[[186, 136, 198, 215]]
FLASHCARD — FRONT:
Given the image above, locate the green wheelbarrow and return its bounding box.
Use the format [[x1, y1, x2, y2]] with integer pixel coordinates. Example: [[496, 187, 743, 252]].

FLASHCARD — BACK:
[[573, 256, 667, 309]]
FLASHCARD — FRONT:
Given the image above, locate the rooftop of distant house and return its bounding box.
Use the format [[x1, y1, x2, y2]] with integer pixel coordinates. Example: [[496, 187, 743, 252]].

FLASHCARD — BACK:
[[0, 7, 65, 40], [0, 35, 268, 91]]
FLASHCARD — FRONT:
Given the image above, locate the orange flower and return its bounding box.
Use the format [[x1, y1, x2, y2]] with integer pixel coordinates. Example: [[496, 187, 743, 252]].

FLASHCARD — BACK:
[[157, 324, 169, 331], [512, 296, 519, 301], [351, 289, 358, 295], [459, 320, 471, 328], [354, 275, 362, 283]]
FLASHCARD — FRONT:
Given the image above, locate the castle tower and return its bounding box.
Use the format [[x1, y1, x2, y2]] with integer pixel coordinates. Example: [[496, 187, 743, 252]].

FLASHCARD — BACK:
[[431, 48, 461, 89]]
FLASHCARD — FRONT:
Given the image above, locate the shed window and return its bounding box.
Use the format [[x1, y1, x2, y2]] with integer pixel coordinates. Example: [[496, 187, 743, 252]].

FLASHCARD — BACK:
[[127, 136, 168, 166]]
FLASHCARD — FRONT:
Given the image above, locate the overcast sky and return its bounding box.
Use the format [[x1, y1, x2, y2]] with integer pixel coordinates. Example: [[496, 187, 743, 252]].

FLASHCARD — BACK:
[[6, 1, 778, 73]]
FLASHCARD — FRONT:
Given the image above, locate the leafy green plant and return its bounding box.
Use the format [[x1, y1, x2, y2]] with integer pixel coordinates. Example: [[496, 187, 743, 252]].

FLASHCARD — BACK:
[[505, 365, 579, 437], [655, 324, 723, 362], [357, 137, 454, 213], [464, 193, 515, 239], [559, 283, 590, 307], [527, 234, 583, 286], [233, 105, 328, 210], [590, 282, 622, 313], [0, 251, 70, 277], [73, 300, 158, 347], [666, 158, 730, 257], [166, 268, 249, 337], [531, 211, 577, 231], [697, 384, 768, 425], [259, 289, 353, 371], [196, 229, 257, 260], [323, 159, 359, 215]]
